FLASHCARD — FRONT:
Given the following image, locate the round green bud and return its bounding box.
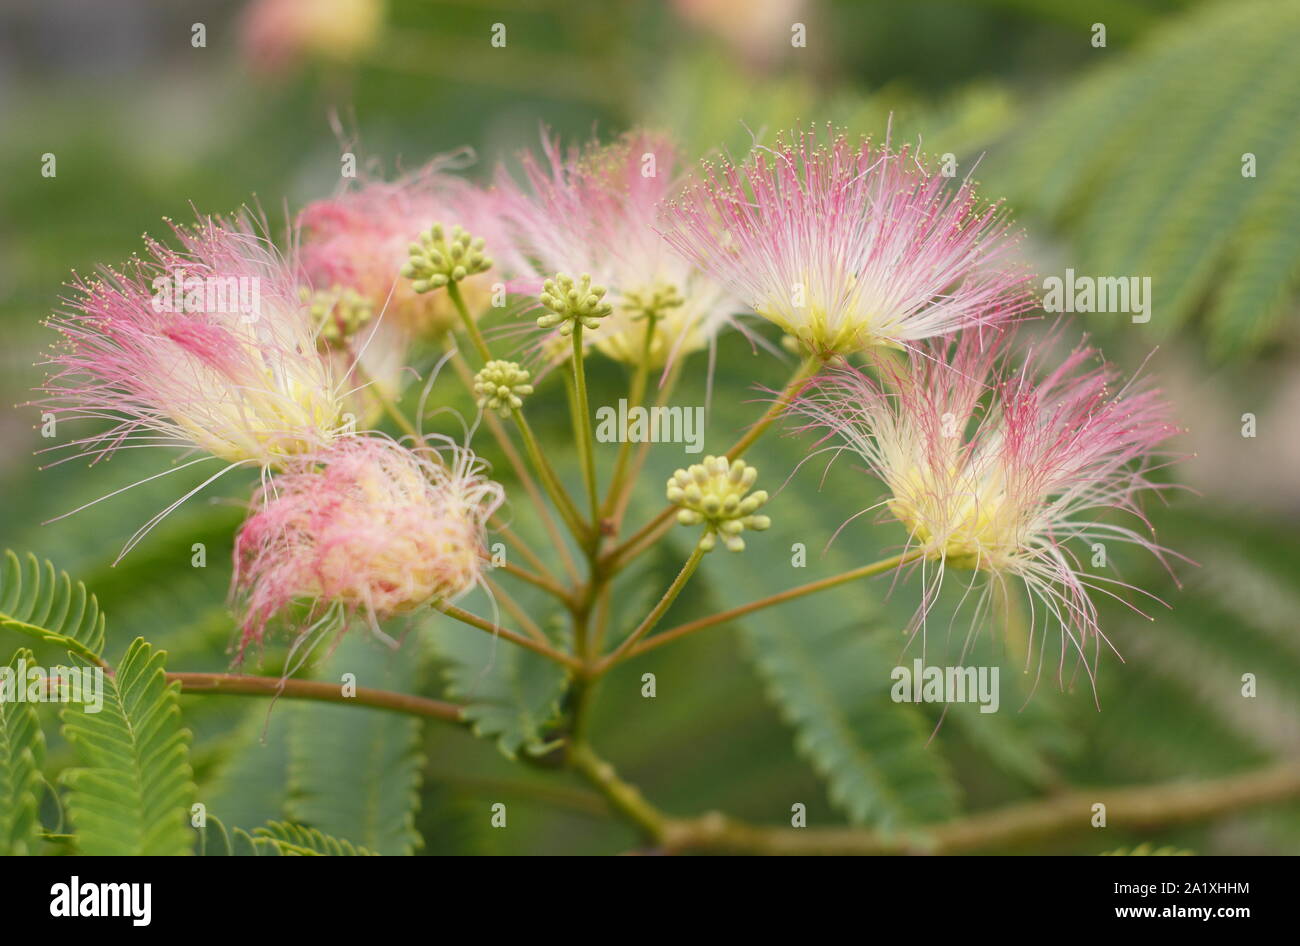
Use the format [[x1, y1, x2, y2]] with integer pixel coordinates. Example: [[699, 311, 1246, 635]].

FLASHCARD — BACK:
[[621, 282, 684, 322], [302, 285, 375, 347], [536, 272, 613, 336], [404, 222, 492, 292], [666, 455, 771, 553], [473, 360, 534, 417]]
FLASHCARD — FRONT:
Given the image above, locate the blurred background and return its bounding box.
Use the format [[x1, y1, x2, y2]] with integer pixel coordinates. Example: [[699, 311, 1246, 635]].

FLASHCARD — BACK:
[[1, 0, 1298, 855]]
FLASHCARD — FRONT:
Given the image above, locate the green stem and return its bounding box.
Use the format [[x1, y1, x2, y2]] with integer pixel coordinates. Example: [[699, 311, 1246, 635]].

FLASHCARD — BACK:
[[617, 551, 919, 664], [597, 543, 707, 672], [492, 521, 562, 588], [168, 672, 464, 723], [661, 762, 1300, 855], [724, 355, 820, 461], [437, 601, 582, 670], [602, 314, 656, 519], [446, 347, 578, 583], [497, 560, 574, 606], [447, 281, 492, 364], [165, 674, 1300, 854], [600, 358, 821, 575], [610, 354, 684, 532], [512, 408, 589, 545], [484, 575, 552, 647], [567, 741, 666, 842], [570, 325, 601, 540]]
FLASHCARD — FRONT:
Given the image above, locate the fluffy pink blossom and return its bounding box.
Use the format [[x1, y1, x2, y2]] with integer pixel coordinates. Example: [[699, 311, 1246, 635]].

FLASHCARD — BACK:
[[787, 329, 1182, 684], [233, 436, 504, 651], [660, 125, 1034, 358], [298, 161, 521, 341], [491, 129, 736, 370], [40, 213, 345, 469], [37, 213, 348, 559]]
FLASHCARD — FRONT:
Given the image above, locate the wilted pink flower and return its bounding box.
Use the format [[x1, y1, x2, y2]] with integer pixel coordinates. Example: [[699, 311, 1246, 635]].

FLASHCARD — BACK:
[[233, 436, 504, 651], [661, 126, 1034, 358], [788, 329, 1181, 682], [492, 129, 736, 370], [40, 213, 345, 469], [299, 161, 520, 341]]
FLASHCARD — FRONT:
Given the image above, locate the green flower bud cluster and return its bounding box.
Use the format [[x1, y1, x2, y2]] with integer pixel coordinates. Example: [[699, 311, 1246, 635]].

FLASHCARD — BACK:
[[473, 360, 534, 416], [621, 282, 684, 321], [667, 456, 771, 552], [302, 285, 374, 347], [536, 273, 612, 336], [402, 223, 492, 292]]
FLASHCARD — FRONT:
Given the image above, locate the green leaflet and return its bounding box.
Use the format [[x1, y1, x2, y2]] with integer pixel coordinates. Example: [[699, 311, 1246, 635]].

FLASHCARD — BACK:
[[201, 700, 293, 832], [196, 814, 375, 856], [1101, 843, 1193, 856], [424, 608, 570, 760], [0, 648, 46, 855], [0, 549, 106, 664], [60, 638, 195, 855], [1048, 506, 1297, 792], [286, 632, 425, 855], [741, 614, 960, 832], [253, 820, 378, 856], [195, 813, 261, 856], [1208, 116, 1300, 353], [991, 0, 1300, 354]]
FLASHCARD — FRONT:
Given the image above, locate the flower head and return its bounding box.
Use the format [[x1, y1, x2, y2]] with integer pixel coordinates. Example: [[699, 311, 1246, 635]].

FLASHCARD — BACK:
[[536, 273, 613, 336], [233, 436, 504, 651], [667, 456, 771, 552], [493, 129, 735, 369], [788, 330, 1180, 676], [473, 360, 534, 416], [661, 125, 1034, 358], [305, 285, 375, 347], [298, 162, 518, 339], [40, 213, 345, 468], [402, 222, 493, 290]]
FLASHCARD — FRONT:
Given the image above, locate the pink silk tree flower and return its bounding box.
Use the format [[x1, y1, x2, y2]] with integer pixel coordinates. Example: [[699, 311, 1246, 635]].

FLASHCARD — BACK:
[[37, 213, 348, 559], [298, 161, 521, 342], [787, 329, 1182, 684], [233, 435, 504, 652], [660, 125, 1035, 359], [491, 129, 736, 371], [41, 214, 344, 467]]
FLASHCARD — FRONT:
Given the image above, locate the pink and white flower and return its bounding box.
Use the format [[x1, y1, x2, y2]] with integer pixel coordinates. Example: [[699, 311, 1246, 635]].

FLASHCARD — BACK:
[[233, 435, 504, 651], [40, 213, 345, 470], [661, 125, 1034, 358], [492, 129, 736, 370], [298, 160, 520, 341], [38, 213, 349, 558], [788, 329, 1181, 682]]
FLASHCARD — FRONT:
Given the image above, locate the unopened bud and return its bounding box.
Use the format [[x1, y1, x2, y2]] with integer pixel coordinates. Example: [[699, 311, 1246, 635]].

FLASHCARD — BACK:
[[667, 456, 771, 552]]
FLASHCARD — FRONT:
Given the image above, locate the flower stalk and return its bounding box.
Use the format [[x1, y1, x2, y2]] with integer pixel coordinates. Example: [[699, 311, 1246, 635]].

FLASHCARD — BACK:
[[597, 543, 707, 671], [602, 312, 657, 519], [570, 324, 601, 541], [618, 551, 920, 664], [447, 280, 493, 364]]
